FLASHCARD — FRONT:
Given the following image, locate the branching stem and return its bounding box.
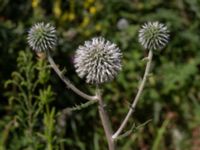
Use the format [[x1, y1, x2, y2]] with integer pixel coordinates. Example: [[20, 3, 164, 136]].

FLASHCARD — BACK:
[[112, 50, 153, 140], [46, 51, 98, 101], [96, 87, 116, 150]]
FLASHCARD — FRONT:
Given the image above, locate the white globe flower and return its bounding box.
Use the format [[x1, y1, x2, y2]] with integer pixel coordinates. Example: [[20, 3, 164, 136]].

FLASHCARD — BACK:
[[139, 22, 169, 50], [27, 22, 57, 52], [74, 37, 122, 84]]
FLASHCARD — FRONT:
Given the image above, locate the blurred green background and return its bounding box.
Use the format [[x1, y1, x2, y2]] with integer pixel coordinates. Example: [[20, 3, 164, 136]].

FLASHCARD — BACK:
[[1, 0, 200, 149]]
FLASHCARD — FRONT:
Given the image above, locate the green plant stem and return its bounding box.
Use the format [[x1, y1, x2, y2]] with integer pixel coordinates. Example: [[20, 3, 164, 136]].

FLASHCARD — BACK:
[[96, 88, 116, 150], [46, 51, 98, 101], [0, 118, 16, 150], [112, 50, 153, 140], [152, 119, 170, 150], [45, 105, 53, 150]]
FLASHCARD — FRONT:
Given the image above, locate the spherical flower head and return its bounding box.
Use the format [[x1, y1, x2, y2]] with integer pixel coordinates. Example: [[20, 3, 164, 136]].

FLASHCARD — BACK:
[[27, 22, 57, 52], [138, 22, 169, 51], [74, 37, 122, 84]]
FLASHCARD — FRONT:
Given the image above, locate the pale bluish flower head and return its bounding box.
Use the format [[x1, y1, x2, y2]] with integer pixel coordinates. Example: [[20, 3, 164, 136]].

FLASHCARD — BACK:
[[138, 22, 169, 50], [117, 18, 129, 30], [27, 22, 57, 52], [74, 37, 122, 84]]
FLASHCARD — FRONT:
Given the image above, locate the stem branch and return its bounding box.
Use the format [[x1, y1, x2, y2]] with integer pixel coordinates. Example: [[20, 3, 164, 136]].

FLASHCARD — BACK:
[[96, 88, 116, 150], [112, 50, 153, 140], [46, 52, 97, 101]]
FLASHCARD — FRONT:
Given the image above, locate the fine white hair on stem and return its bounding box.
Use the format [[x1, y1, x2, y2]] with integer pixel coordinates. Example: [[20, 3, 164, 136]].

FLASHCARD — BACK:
[[112, 50, 153, 140], [138, 22, 169, 50], [74, 37, 122, 84], [27, 22, 57, 52]]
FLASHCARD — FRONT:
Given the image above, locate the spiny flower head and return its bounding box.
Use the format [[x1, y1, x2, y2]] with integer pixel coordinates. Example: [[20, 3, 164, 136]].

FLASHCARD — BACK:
[[138, 22, 169, 50], [27, 22, 57, 52], [74, 37, 122, 84]]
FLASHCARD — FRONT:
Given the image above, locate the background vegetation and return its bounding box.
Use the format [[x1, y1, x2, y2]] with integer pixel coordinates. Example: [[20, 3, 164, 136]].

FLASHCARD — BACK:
[[1, 0, 200, 149]]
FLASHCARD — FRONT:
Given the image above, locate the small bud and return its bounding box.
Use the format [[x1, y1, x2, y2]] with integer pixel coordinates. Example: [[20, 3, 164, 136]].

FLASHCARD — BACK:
[[74, 37, 122, 84], [138, 22, 169, 51], [27, 22, 57, 52]]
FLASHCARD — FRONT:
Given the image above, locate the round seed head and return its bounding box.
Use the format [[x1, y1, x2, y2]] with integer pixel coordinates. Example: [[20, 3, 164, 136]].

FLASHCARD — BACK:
[[138, 22, 169, 50], [74, 37, 122, 84], [27, 22, 57, 52]]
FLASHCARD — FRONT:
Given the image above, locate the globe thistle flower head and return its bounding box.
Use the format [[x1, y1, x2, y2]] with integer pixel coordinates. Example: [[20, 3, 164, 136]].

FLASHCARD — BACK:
[[74, 37, 122, 84], [27, 22, 57, 52], [138, 22, 169, 51]]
